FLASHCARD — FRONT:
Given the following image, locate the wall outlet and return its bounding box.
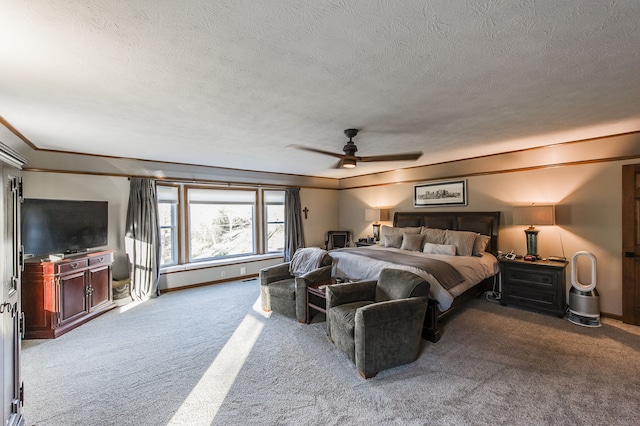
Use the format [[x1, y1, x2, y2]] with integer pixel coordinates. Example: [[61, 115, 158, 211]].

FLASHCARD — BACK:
[[240, 267, 246, 274]]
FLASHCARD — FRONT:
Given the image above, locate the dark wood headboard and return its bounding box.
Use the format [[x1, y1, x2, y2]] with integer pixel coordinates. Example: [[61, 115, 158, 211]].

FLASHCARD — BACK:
[[393, 211, 501, 255]]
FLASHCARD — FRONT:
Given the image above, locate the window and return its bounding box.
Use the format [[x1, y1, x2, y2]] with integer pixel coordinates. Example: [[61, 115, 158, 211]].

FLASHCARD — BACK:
[[188, 188, 256, 262], [264, 190, 285, 253], [158, 185, 179, 266]]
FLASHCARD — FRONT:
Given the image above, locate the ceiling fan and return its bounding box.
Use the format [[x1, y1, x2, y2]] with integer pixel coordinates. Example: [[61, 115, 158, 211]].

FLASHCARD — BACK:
[[290, 129, 423, 169]]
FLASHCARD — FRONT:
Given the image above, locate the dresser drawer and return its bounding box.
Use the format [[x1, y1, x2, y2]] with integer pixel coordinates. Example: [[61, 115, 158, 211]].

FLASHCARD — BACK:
[[89, 252, 113, 267], [57, 258, 89, 274]]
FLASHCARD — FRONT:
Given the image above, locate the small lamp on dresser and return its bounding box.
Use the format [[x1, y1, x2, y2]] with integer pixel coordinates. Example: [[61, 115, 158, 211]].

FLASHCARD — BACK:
[[513, 204, 555, 260], [365, 208, 389, 241]]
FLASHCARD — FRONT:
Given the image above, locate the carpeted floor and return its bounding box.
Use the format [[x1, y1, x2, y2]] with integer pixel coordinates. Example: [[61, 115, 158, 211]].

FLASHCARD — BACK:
[[22, 279, 640, 425]]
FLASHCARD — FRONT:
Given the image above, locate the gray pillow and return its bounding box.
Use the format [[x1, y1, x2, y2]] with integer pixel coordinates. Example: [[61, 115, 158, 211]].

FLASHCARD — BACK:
[[444, 230, 477, 256], [381, 225, 421, 241], [423, 242, 456, 256], [473, 234, 491, 256], [421, 227, 446, 244], [400, 233, 424, 251], [382, 234, 403, 248]]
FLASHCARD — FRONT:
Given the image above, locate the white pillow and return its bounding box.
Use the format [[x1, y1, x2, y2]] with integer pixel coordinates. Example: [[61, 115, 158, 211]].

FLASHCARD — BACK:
[[423, 243, 456, 256]]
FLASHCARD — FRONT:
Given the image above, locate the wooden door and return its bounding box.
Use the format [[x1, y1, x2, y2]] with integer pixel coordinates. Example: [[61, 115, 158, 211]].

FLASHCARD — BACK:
[[622, 164, 640, 325]]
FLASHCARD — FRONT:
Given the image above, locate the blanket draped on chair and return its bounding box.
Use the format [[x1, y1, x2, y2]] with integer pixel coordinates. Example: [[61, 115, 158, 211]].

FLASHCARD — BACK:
[[289, 247, 328, 277]]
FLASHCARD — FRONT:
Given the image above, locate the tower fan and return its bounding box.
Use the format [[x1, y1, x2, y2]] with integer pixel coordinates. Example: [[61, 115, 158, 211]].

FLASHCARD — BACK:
[[567, 251, 601, 327]]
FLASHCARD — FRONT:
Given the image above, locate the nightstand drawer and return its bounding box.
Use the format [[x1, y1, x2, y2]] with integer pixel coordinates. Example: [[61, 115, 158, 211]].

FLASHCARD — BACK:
[[504, 283, 558, 309], [503, 267, 557, 288]]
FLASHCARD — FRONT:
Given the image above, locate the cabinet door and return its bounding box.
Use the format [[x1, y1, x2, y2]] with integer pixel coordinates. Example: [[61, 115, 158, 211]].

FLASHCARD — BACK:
[[58, 272, 87, 325], [88, 265, 111, 311]]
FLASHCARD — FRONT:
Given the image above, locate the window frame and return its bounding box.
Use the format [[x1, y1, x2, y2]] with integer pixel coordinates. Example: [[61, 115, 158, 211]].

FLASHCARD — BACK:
[[157, 184, 180, 267], [263, 190, 285, 254]]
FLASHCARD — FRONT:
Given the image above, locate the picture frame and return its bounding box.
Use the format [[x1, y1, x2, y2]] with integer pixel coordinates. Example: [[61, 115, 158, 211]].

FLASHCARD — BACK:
[[414, 180, 467, 207]]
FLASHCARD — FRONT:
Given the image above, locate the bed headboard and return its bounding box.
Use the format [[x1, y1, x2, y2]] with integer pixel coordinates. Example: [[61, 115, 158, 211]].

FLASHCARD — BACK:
[[393, 211, 501, 255]]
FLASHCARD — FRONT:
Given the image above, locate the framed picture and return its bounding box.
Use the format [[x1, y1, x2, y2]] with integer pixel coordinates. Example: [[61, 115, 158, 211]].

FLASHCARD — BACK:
[[414, 180, 467, 207]]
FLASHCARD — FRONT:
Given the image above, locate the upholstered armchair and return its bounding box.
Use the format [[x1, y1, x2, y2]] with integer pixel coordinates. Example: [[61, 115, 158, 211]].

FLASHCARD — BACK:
[[260, 247, 332, 323], [326, 268, 430, 378]]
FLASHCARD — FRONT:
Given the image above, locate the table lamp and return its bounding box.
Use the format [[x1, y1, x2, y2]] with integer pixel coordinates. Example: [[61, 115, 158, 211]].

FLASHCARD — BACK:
[[365, 208, 389, 241], [513, 205, 555, 260]]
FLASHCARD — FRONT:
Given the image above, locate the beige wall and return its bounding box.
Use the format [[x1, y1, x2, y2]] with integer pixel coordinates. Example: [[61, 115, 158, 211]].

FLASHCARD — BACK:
[[21, 172, 340, 291], [338, 159, 634, 316]]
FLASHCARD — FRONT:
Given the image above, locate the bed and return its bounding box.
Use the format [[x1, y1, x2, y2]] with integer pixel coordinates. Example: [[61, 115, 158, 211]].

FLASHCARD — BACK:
[[331, 211, 501, 342]]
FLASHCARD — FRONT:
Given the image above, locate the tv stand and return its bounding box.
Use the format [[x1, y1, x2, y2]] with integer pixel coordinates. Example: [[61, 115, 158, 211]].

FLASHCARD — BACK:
[[22, 250, 116, 339]]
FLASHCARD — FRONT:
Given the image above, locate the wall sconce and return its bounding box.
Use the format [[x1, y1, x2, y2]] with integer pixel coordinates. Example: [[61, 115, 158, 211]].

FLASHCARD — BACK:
[[365, 208, 390, 241], [513, 204, 555, 260]]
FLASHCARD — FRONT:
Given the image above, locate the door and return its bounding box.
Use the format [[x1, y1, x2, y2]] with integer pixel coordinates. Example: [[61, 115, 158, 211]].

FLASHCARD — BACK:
[[1, 166, 24, 426], [622, 164, 640, 325], [88, 265, 111, 311], [58, 271, 88, 325]]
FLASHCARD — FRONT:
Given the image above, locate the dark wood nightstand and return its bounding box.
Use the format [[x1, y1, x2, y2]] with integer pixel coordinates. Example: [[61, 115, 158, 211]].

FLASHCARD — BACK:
[[499, 258, 568, 317]]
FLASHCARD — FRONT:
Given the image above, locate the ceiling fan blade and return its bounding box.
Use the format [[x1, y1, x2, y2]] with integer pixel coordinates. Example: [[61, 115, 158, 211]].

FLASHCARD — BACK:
[[288, 144, 345, 159], [357, 152, 423, 162]]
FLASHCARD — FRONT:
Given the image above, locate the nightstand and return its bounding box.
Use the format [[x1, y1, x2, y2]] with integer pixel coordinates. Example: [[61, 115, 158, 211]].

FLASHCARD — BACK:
[[499, 258, 568, 317]]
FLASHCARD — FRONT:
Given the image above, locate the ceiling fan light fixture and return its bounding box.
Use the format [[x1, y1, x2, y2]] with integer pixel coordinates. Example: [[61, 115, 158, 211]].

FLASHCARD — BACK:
[[342, 159, 357, 168]]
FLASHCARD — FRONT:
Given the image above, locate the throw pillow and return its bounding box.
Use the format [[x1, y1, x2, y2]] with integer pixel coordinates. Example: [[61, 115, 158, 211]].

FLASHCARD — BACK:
[[382, 234, 403, 248], [400, 233, 424, 251], [444, 230, 477, 256], [473, 234, 491, 256], [423, 243, 457, 256], [380, 225, 421, 241]]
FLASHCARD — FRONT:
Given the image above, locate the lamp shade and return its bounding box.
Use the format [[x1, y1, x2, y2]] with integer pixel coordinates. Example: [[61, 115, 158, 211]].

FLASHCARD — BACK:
[[365, 209, 380, 221], [513, 205, 555, 226], [365, 208, 390, 222]]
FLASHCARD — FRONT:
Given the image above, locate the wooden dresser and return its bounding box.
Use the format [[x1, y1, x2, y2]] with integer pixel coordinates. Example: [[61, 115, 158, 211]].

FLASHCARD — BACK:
[[22, 250, 116, 339]]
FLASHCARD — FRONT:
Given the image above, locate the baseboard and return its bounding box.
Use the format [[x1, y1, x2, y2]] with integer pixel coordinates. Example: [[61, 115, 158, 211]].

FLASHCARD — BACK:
[[159, 273, 259, 293], [600, 311, 623, 321]]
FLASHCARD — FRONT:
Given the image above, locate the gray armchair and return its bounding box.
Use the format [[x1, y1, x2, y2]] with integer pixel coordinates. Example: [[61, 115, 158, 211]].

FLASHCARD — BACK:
[[260, 248, 332, 323], [326, 268, 430, 378]]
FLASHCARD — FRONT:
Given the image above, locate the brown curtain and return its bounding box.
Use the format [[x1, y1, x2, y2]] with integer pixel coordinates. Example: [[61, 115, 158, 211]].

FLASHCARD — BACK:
[[125, 178, 161, 301]]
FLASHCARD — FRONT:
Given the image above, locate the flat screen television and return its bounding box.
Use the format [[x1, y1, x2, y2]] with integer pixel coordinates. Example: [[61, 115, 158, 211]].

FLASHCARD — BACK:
[[21, 199, 108, 257]]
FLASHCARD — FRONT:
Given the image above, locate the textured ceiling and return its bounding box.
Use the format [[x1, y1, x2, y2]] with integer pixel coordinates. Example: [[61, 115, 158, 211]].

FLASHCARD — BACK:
[[1, 1, 640, 178]]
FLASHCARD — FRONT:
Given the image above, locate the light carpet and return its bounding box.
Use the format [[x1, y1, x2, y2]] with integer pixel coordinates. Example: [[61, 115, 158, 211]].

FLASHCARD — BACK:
[[22, 279, 640, 425]]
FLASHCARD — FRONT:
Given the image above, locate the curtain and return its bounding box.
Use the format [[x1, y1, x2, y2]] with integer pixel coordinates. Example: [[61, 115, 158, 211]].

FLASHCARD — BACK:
[[125, 178, 161, 301], [284, 187, 305, 262]]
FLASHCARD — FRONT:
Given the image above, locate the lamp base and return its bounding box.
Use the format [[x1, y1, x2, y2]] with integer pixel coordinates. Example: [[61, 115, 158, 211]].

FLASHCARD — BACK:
[[524, 227, 539, 259]]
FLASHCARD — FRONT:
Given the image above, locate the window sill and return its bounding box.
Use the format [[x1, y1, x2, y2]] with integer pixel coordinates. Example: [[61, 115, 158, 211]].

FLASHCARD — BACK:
[[160, 253, 284, 275]]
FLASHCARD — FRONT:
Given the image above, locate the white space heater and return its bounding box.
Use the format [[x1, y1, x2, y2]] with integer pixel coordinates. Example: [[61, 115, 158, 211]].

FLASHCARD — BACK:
[[567, 251, 601, 327]]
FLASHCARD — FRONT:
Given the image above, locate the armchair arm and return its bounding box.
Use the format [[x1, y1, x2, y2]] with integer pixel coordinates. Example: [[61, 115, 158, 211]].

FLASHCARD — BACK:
[[299, 264, 332, 285], [354, 296, 428, 378], [260, 262, 292, 286]]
